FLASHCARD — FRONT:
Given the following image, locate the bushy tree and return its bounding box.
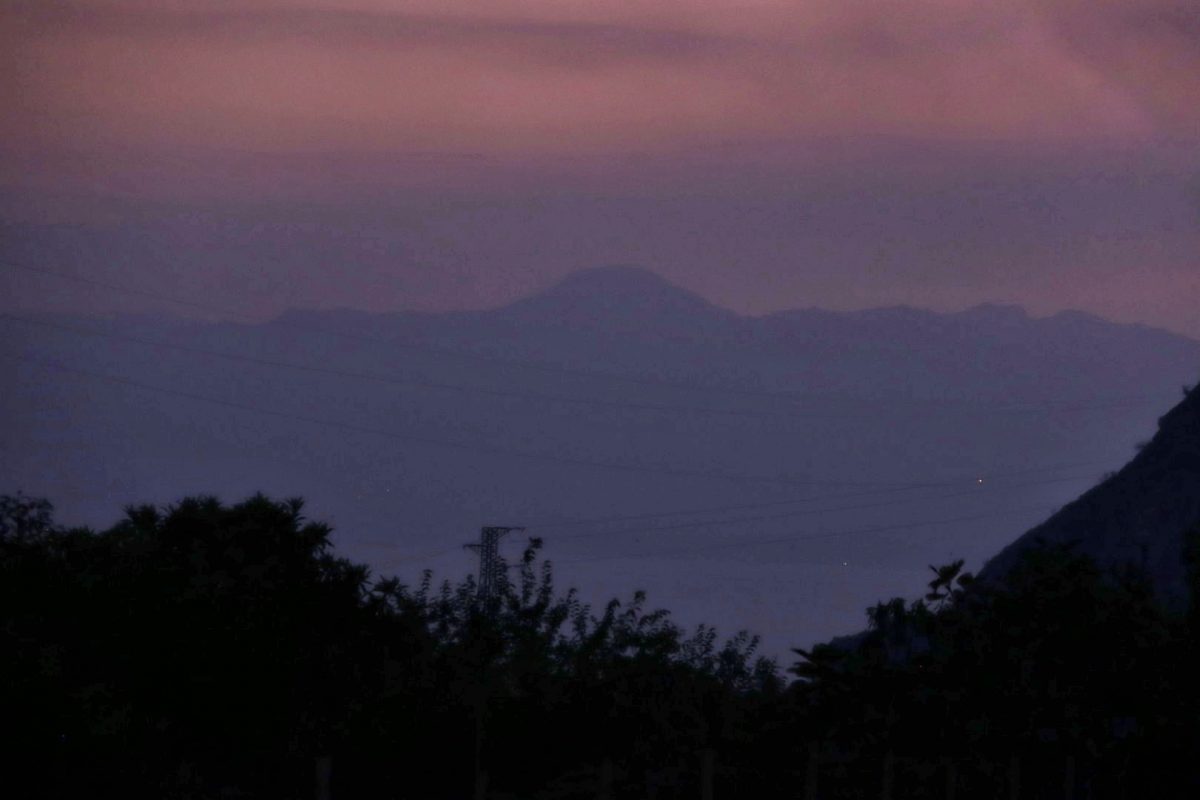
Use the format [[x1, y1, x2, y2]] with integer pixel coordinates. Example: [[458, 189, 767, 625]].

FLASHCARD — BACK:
[[2, 495, 779, 799], [8, 491, 1200, 798]]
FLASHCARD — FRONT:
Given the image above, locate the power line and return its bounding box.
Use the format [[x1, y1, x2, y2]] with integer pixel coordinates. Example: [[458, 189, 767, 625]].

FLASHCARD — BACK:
[[2, 352, 924, 489], [0, 312, 845, 422], [532, 473, 1098, 543], [2, 263, 1144, 551], [4, 344, 1119, 571], [2, 262, 255, 320], [351, 541, 463, 565], [7, 349, 1120, 507], [519, 461, 1110, 531], [0, 262, 1159, 588], [338, 471, 1100, 565], [3, 313, 1162, 437], [0, 318, 1127, 528], [556, 504, 1056, 565]]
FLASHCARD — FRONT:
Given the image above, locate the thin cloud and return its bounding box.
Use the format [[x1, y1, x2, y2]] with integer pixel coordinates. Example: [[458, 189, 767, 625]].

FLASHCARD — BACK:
[[2, 0, 1194, 158], [6, 1, 757, 64]]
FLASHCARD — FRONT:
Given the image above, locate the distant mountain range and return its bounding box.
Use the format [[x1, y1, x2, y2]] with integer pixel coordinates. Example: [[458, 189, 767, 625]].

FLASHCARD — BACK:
[[280, 266, 1196, 405], [3, 265, 1198, 654]]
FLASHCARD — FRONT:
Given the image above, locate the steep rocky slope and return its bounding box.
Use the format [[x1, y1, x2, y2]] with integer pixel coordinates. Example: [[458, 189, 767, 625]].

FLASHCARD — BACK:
[[981, 384, 1200, 606]]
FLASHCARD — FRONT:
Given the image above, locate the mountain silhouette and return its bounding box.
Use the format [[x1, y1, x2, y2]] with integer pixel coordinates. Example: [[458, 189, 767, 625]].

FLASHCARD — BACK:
[[3, 266, 1199, 654], [491, 265, 737, 336], [980, 384, 1200, 605]]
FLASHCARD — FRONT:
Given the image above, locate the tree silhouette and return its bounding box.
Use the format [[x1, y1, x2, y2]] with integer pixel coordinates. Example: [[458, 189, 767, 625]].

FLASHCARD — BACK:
[[6, 493, 1200, 798]]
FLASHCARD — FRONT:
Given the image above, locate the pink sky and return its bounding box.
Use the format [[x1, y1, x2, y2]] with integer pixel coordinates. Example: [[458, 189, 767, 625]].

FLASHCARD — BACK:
[[6, 0, 1197, 153], [1, 0, 1198, 334]]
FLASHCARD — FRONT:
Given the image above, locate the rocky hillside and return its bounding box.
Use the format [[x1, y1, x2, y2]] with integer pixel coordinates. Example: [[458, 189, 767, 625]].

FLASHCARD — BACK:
[[980, 383, 1200, 606]]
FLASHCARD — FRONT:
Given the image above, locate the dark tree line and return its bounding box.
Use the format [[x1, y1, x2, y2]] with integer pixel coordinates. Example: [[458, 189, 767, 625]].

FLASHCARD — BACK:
[[792, 544, 1200, 798], [2, 493, 1200, 798]]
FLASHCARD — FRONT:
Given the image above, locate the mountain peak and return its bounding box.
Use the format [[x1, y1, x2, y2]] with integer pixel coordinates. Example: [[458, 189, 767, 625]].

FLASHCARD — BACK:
[[549, 265, 680, 296], [495, 266, 733, 333], [957, 303, 1030, 323]]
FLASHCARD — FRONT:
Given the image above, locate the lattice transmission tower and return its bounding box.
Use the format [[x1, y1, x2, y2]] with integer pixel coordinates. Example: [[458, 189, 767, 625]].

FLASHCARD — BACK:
[[465, 526, 524, 602]]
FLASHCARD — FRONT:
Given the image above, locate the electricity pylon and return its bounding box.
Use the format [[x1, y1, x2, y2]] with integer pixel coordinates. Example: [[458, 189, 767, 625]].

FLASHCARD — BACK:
[[465, 526, 524, 602], [463, 526, 523, 800]]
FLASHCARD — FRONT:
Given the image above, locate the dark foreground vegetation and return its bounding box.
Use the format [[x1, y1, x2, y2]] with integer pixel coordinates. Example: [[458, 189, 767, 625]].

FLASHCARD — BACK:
[[3, 493, 1200, 799]]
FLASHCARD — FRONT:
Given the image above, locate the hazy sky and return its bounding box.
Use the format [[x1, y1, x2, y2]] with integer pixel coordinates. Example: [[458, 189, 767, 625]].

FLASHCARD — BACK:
[[2, 0, 1198, 334]]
